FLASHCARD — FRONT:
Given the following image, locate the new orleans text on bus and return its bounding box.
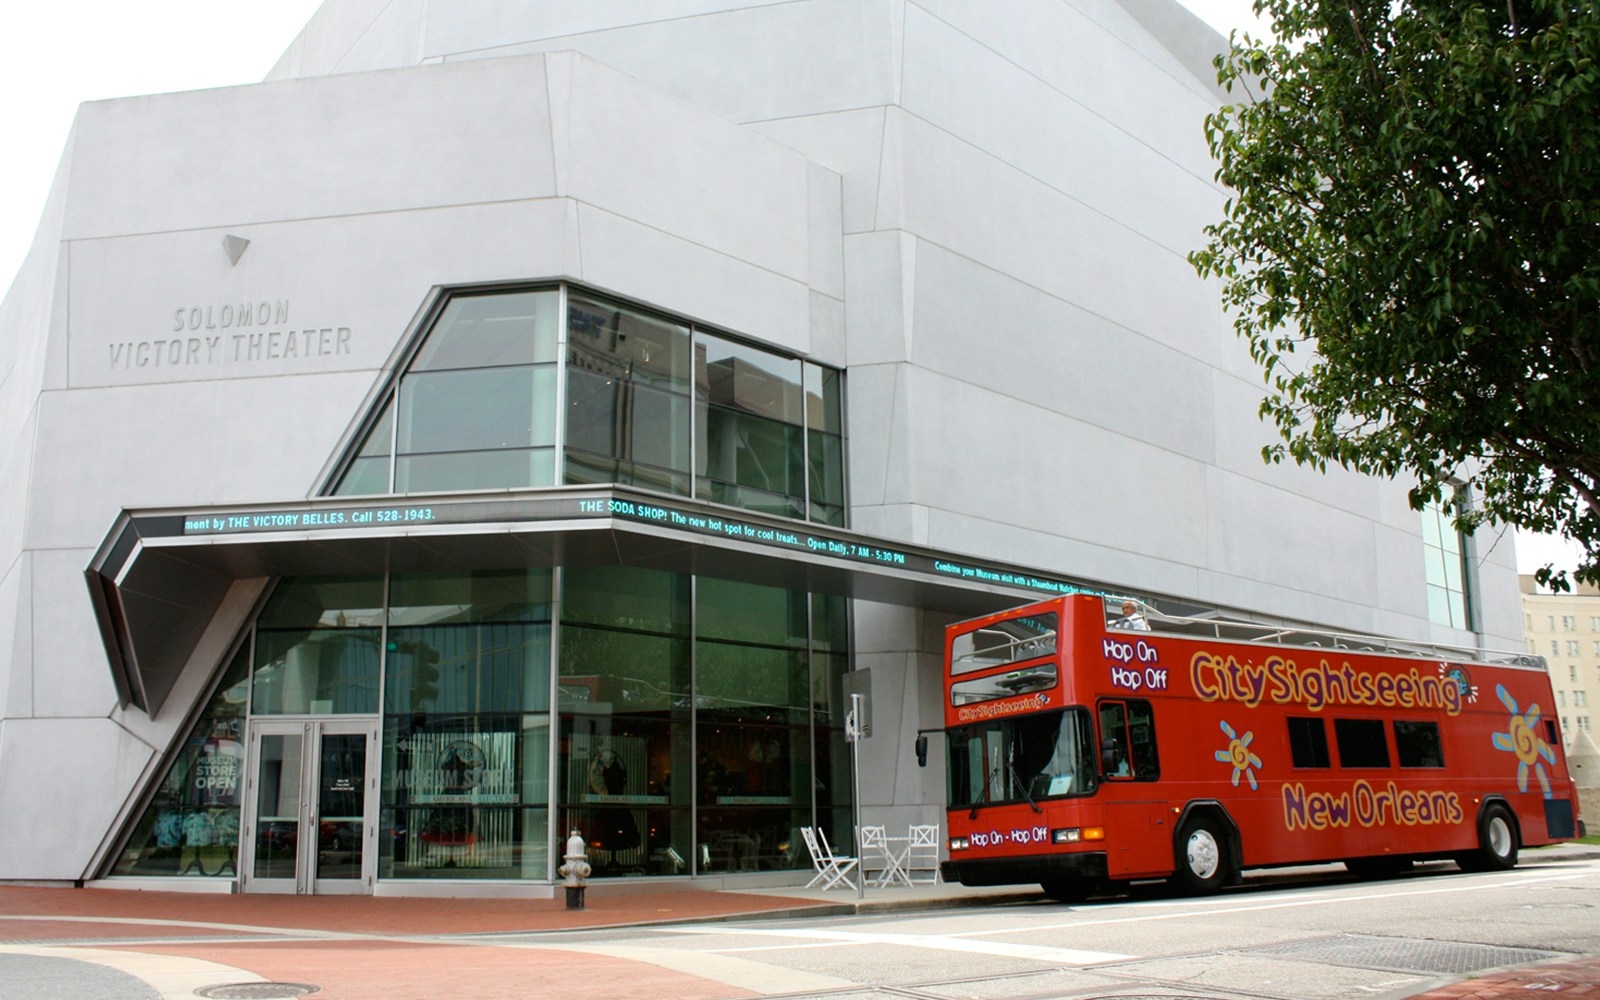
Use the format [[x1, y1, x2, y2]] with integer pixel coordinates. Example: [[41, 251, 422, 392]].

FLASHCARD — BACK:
[[928, 593, 1580, 900]]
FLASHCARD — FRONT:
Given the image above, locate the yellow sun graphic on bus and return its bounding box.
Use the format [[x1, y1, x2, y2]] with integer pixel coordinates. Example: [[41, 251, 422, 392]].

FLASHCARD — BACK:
[[1214, 720, 1262, 790], [1490, 684, 1556, 799]]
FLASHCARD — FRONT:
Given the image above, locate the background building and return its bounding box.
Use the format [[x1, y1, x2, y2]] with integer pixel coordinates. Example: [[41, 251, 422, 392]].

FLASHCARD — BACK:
[[1520, 576, 1600, 742], [0, 0, 1524, 894]]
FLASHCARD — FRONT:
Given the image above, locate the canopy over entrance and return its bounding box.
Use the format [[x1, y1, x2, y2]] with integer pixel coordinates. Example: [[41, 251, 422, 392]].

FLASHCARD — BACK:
[[88, 485, 1108, 715]]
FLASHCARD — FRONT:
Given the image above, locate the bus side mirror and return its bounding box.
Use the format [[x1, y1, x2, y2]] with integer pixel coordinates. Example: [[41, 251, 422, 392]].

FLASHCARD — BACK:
[[1100, 738, 1121, 773], [915, 734, 928, 767]]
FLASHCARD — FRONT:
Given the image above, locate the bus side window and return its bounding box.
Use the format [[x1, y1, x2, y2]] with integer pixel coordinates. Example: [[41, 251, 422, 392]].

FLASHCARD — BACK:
[[1287, 717, 1332, 768], [1333, 717, 1391, 768], [1098, 701, 1131, 777], [1393, 720, 1445, 768], [1098, 699, 1159, 780], [1126, 699, 1160, 780]]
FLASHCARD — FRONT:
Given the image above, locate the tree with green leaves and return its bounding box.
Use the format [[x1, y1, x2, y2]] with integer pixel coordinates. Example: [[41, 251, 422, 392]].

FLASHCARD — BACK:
[[1190, 0, 1600, 589]]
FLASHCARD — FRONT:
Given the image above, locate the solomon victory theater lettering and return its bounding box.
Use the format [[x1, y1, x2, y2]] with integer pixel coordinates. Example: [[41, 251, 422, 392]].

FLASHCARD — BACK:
[[106, 300, 353, 370]]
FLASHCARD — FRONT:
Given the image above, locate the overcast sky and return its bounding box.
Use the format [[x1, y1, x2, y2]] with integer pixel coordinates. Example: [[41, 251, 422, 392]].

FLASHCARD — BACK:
[[0, 0, 1584, 579]]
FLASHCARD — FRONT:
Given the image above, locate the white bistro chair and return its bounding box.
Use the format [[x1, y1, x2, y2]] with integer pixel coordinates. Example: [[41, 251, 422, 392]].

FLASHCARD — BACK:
[[904, 824, 942, 884], [800, 826, 859, 890]]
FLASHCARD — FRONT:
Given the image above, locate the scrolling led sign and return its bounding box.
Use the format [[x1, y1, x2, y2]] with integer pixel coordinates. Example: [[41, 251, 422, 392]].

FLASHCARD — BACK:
[[180, 495, 1092, 598]]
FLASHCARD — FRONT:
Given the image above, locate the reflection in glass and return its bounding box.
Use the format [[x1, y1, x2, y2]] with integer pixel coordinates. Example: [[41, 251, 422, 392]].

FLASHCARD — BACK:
[[696, 332, 806, 516], [410, 291, 559, 371], [949, 614, 1058, 675], [380, 570, 554, 880], [316, 734, 367, 880], [565, 369, 692, 493], [950, 663, 1059, 705], [334, 398, 394, 496], [380, 714, 551, 880], [325, 284, 844, 526], [257, 577, 385, 630], [253, 629, 381, 715], [567, 294, 691, 391], [565, 294, 693, 496], [558, 567, 692, 876], [109, 647, 249, 877], [253, 733, 303, 880], [947, 709, 1097, 808]]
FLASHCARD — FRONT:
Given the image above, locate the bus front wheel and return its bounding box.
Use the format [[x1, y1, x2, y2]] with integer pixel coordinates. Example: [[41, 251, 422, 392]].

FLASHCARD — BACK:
[[1458, 804, 1518, 872], [1173, 817, 1230, 894]]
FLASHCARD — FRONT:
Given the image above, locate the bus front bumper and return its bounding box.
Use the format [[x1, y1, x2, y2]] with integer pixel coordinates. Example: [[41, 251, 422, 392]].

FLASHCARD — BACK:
[[942, 850, 1109, 887]]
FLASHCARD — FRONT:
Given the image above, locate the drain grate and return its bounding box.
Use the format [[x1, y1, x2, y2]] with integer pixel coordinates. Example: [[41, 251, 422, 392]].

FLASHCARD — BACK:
[[196, 984, 320, 999], [1244, 935, 1566, 975]]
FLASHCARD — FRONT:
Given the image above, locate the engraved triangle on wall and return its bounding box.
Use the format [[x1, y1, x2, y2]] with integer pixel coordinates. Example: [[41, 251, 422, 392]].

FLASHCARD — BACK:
[[222, 234, 250, 266]]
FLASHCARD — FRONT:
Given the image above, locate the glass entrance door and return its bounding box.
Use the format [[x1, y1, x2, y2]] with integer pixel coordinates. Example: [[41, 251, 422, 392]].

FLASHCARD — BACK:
[[243, 719, 378, 894]]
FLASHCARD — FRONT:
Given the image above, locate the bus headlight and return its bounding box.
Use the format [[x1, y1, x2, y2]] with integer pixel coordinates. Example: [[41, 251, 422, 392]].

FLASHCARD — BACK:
[[1052, 827, 1105, 844], [949, 836, 969, 851]]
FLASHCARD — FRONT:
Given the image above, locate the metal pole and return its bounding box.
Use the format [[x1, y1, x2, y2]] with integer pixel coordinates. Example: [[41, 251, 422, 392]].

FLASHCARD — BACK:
[[849, 692, 864, 901]]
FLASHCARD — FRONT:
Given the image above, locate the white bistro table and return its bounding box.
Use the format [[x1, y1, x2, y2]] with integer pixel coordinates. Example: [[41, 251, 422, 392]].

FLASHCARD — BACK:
[[872, 834, 913, 887]]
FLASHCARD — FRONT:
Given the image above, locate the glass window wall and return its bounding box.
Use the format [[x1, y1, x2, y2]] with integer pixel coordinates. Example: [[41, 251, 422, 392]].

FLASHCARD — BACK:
[[328, 285, 845, 528], [110, 565, 852, 885], [109, 647, 250, 877], [252, 577, 383, 715], [380, 571, 553, 880], [558, 567, 693, 876]]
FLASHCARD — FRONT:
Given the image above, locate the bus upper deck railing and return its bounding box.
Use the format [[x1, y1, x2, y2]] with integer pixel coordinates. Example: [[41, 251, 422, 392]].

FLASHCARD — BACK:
[[1113, 602, 1546, 672]]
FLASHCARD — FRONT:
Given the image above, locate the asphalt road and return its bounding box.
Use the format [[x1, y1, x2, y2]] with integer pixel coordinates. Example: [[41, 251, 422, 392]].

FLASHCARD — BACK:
[[2, 852, 1598, 998], [537, 853, 1600, 998]]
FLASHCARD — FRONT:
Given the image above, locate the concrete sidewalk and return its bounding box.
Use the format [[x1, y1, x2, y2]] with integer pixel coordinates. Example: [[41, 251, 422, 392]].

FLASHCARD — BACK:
[[0, 851, 1595, 998]]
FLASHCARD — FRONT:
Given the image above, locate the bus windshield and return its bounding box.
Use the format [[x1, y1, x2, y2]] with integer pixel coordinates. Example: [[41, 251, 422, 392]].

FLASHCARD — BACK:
[[950, 613, 1057, 675], [947, 707, 1096, 808]]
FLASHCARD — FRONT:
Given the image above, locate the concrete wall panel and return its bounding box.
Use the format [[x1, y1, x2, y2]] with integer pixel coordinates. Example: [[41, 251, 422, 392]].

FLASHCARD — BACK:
[[0, 718, 155, 879], [267, 0, 395, 81], [843, 362, 905, 509], [560, 54, 814, 282], [574, 205, 812, 355], [422, 0, 797, 57], [808, 163, 845, 300], [27, 371, 377, 552], [912, 0, 1224, 171], [1209, 371, 1380, 514], [900, 6, 1220, 257], [65, 58, 556, 243], [842, 231, 914, 367], [429, 0, 898, 126], [904, 366, 1211, 569], [909, 242, 1216, 462], [29, 549, 119, 719], [891, 113, 1214, 359], [0, 556, 30, 722], [1204, 466, 1380, 611], [750, 109, 889, 237]]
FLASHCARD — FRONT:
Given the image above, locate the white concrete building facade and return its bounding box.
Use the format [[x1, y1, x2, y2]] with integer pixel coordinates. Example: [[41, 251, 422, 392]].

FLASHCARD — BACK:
[[0, 0, 1522, 894]]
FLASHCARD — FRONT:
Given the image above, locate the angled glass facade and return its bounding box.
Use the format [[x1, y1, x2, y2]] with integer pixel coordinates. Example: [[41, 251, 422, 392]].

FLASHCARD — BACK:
[[333, 285, 845, 527], [107, 285, 853, 887]]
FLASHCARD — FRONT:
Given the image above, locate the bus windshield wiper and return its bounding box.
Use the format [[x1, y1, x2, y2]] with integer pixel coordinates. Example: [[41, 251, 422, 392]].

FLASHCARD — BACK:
[[970, 763, 1002, 819], [1009, 746, 1043, 814]]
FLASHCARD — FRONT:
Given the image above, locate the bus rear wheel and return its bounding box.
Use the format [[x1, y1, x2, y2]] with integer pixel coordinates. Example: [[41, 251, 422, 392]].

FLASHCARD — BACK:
[[1173, 817, 1230, 894], [1457, 804, 1518, 872]]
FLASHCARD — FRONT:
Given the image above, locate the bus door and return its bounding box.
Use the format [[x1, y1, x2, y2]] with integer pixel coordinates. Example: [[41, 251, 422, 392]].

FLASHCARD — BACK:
[[1097, 699, 1170, 878]]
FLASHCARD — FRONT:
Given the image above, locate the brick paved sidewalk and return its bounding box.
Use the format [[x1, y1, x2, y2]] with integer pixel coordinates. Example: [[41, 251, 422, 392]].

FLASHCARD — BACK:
[[1406, 956, 1600, 998]]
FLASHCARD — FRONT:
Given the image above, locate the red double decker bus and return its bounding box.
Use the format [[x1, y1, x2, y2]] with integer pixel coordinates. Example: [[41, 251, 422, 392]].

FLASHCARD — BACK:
[[932, 593, 1580, 900]]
